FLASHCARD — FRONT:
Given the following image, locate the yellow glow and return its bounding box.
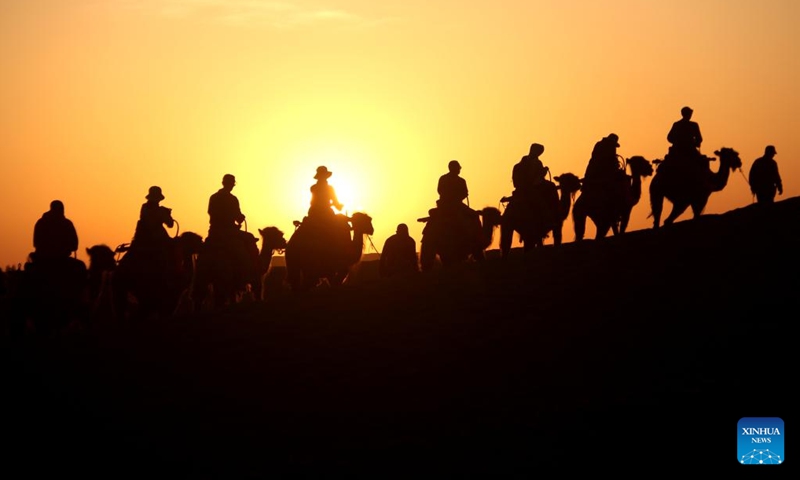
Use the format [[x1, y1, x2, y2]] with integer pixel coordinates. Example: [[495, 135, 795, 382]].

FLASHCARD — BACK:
[[1, 1, 799, 267]]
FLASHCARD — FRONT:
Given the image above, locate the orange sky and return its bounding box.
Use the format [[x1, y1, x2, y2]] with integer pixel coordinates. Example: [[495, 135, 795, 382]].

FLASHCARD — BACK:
[[2, 0, 798, 268]]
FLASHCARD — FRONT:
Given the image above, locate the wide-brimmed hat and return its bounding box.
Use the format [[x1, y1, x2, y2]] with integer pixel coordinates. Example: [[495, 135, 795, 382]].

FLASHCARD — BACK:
[[146, 186, 165, 201], [314, 166, 332, 179]]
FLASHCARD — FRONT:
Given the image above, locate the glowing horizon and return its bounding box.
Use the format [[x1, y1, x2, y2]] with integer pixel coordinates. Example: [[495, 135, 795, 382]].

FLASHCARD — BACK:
[[1, 0, 798, 268]]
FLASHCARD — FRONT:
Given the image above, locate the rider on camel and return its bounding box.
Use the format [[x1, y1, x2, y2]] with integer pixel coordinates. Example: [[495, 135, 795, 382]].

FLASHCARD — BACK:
[[666, 106, 703, 168], [32, 200, 79, 264], [435, 160, 481, 239], [583, 133, 625, 192], [207, 174, 248, 270], [131, 186, 176, 268], [510, 143, 549, 202], [308, 166, 343, 220]]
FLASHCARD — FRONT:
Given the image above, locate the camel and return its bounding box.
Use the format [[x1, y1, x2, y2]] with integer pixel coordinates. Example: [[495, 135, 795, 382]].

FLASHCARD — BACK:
[[573, 156, 654, 240], [192, 230, 261, 310], [114, 231, 204, 319], [86, 244, 117, 320], [256, 226, 287, 300], [16, 253, 89, 336], [499, 174, 581, 256], [419, 206, 502, 271], [284, 212, 374, 292], [649, 147, 742, 228]]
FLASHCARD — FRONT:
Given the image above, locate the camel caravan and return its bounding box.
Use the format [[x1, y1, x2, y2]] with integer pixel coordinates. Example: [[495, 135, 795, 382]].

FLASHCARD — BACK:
[[1, 106, 784, 336]]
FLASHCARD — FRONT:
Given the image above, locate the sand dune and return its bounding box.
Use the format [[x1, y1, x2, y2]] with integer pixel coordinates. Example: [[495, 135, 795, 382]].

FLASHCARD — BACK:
[[2, 198, 797, 475]]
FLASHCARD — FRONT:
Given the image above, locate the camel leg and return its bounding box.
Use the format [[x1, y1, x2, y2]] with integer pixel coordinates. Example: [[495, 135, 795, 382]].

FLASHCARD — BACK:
[[573, 206, 587, 241], [420, 241, 437, 272], [499, 221, 514, 258], [664, 202, 689, 226], [691, 197, 710, 218], [650, 194, 664, 229], [620, 209, 631, 234], [552, 223, 562, 246]]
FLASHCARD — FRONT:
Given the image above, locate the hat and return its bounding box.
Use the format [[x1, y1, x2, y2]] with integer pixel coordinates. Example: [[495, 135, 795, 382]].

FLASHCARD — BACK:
[[766, 145, 777, 155], [681, 106, 693, 115], [607, 133, 620, 148], [146, 186, 165, 201], [314, 166, 332, 179], [529, 143, 545, 157]]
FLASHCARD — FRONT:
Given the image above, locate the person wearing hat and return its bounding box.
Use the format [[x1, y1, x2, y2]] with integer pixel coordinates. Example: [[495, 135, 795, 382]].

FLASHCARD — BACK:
[[308, 166, 343, 220], [132, 185, 175, 252], [667, 106, 703, 163], [33, 199, 79, 263], [749, 145, 783, 204]]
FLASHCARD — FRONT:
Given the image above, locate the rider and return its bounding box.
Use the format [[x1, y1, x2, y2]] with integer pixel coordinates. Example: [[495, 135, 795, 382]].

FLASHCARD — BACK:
[[130, 186, 176, 269], [435, 160, 481, 237], [511, 143, 549, 201], [207, 174, 248, 269], [666, 106, 703, 167], [32, 200, 79, 263], [583, 133, 625, 193], [308, 166, 343, 220], [132, 186, 174, 248]]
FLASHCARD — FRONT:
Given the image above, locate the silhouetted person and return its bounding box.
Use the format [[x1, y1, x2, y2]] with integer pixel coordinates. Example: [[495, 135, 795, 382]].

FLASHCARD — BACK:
[[512, 143, 549, 199], [129, 186, 176, 270], [583, 133, 624, 192], [33, 200, 79, 263], [667, 106, 703, 164], [438, 160, 470, 211], [308, 166, 343, 220], [380, 223, 418, 278], [132, 186, 174, 250], [207, 174, 248, 273], [749, 145, 783, 204], [208, 174, 246, 240]]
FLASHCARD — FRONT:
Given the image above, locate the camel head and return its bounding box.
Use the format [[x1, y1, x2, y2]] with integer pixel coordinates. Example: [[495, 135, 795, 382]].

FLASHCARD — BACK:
[[258, 227, 287, 253], [554, 173, 582, 199], [86, 244, 116, 271], [627, 156, 654, 178], [478, 206, 503, 228], [178, 231, 204, 255], [349, 212, 375, 236], [713, 147, 742, 171]]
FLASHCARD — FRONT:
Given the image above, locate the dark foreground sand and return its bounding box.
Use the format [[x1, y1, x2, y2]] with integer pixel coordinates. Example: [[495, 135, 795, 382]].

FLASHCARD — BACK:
[[2, 198, 797, 476]]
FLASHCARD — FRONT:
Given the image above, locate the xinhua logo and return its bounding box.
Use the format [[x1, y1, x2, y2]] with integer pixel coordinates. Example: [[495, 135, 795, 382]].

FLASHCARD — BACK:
[[738, 417, 784, 465]]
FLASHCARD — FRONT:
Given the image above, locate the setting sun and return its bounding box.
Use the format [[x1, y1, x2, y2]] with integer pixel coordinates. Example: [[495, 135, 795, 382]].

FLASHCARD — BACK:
[[0, 0, 798, 268]]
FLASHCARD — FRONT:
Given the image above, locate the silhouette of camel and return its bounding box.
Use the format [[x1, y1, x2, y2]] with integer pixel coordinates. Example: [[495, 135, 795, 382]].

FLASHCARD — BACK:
[[86, 244, 117, 320], [17, 253, 89, 336], [257, 226, 287, 300], [499, 174, 579, 256], [649, 147, 742, 228], [284, 212, 374, 292], [193, 230, 261, 310], [419, 206, 502, 271], [573, 156, 654, 240], [115, 231, 204, 319]]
